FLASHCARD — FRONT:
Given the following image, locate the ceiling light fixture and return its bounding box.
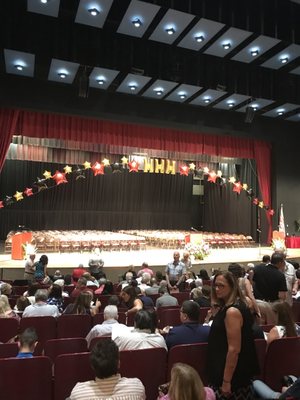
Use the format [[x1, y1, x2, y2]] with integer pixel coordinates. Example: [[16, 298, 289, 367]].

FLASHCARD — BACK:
[[58, 72, 67, 79], [178, 92, 187, 99], [204, 97, 211, 104], [195, 35, 204, 43], [14, 64, 24, 71], [165, 27, 175, 35], [252, 106, 258, 111], [277, 110, 284, 116], [251, 49, 259, 56], [132, 18, 142, 28], [222, 42, 231, 50], [40, 0, 50, 3], [97, 78, 105, 85], [227, 101, 235, 108], [154, 88, 164, 96], [129, 84, 137, 91], [88, 8, 100, 16], [280, 56, 289, 64]]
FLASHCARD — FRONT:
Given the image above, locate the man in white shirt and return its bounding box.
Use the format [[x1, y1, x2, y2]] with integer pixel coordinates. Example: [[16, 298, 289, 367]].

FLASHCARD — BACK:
[[69, 340, 145, 400], [22, 289, 60, 318], [86, 305, 126, 348]]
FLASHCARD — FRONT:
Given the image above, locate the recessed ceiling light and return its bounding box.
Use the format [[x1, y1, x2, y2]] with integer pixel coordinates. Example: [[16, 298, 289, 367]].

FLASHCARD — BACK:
[[251, 49, 259, 57], [227, 101, 235, 108], [280, 56, 289, 64], [165, 27, 175, 35], [40, 0, 50, 3], [195, 35, 204, 43], [14, 64, 24, 71], [222, 42, 231, 50], [277, 110, 284, 116], [178, 92, 187, 99], [154, 88, 164, 96], [251, 106, 258, 111], [132, 18, 142, 28], [204, 97, 211, 104], [129, 84, 137, 91], [88, 8, 100, 16], [58, 72, 67, 79], [97, 78, 105, 85]]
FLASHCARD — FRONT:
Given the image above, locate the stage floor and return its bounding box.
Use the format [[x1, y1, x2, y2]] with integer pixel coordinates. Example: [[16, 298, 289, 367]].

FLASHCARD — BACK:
[[1, 245, 300, 281]]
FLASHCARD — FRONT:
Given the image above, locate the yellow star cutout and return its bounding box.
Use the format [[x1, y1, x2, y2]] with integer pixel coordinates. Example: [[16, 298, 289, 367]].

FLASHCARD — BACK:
[[189, 163, 196, 170], [43, 170, 52, 180], [229, 176, 236, 183], [258, 201, 264, 208], [242, 183, 248, 191], [203, 167, 209, 174], [83, 161, 91, 169], [64, 165, 72, 174], [14, 191, 24, 201], [102, 158, 110, 166], [121, 156, 128, 165]]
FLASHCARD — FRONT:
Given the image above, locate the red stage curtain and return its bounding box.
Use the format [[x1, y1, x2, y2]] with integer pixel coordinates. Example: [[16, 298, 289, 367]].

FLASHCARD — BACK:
[[0, 108, 272, 241], [0, 109, 19, 171]]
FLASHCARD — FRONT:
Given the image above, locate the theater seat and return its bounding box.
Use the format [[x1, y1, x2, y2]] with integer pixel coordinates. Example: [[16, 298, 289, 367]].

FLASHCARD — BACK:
[[0, 318, 19, 343], [56, 314, 92, 338], [44, 337, 88, 363], [20, 316, 57, 354], [0, 342, 18, 358]]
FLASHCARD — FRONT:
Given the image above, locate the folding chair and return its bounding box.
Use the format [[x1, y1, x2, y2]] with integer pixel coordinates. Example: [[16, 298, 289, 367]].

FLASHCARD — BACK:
[[57, 314, 92, 338], [44, 337, 88, 363]]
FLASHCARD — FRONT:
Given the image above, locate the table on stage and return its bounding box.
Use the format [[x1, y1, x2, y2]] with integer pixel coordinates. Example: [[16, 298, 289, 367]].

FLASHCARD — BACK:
[[285, 236, 300, 248]]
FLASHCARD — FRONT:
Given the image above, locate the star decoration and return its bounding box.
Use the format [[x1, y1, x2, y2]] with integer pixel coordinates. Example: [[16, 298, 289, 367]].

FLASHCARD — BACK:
[[207, 171, 217, 183], [203, 167, 209, 174], [0, 201, 4, 209], [35, 178, 48, 192], [179, 165, 189, 176], [229, 176, 236, 184], [64, 165, 72, 174], [189, 163, 196, 171], [83, 161, 91, 169], [121, 156, 128, 165], [102, 158, 110, 166], [253, 198, 259, 205], [43, 170, 52, 180], [14, 191, 24, 201], [242, 183, 248, 191], [233, 181, 242, 194], [24, 188, 33, 197], [52, 171, 67, 185], [5, 195, 14, 205], [217, 170, 223, 177], [258, 201, 264, 209], [92, 162, 104, 176], [268, 209, 275, 216], [128, 160, 139, 173]]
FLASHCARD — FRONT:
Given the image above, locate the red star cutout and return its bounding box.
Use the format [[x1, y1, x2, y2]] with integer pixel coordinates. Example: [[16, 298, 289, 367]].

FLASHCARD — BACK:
[[233, 181, 242, 194], [92, 162, 104, 176], [207, 171, 217, 183], [24, 187, 33, 197], [253, 198, 259, 205], [179, 165, 189, 176], [53, 170, 67, 185], [0, 201, 4, 209], [128, 160, 139, 173], [268, 209, 275, 216]]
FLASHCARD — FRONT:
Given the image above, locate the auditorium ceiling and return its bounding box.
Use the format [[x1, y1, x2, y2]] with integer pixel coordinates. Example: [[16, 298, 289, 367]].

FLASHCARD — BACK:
[[1, 0, 300, 123]]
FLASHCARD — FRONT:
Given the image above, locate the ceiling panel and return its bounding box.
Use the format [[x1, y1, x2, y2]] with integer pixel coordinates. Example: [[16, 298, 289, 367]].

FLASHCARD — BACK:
[[261, 44, 300, 69], [231, 35, 281, 63], [142, 79, 178, 99], [75, 0, 113, 28], [204, 27, 252, 58], [213, 94, 251, 110], [190, 89, 227, 106], [117, 0, 160, 38], [165, 83, 202, 102], [286, 113, 300, 122], [4, 49, 35, 78], [149, 9, 195, 45], [27, 0, 60, 17], [236, 98, 275, 112], [48, 59, 80, 84], [178, 18, 225, 51], [89, 67, 120, 89], [116, 73, 152, 94], [263, 103, 300, 117], [290, 66, 300, 76]]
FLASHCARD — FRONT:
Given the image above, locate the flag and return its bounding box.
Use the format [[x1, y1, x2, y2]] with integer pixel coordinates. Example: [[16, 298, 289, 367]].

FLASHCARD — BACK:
[[278, 203, 286, 236]]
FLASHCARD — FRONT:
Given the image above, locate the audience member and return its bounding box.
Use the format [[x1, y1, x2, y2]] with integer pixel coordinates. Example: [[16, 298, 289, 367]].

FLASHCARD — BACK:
[[277, 251, 298, 306], [122, 265, 137, 281], [119, 286, 143, 314], [88, 249, 105, 280], [24, 253, 36, 281], [71, 277, 94, 298], [191, 285, 211, 308], [156, 286, 178, 308], [198, 269, 210, 281], [120, 271, 134, 289], [15, 296, 31, 314], [64, 291, 100, 316], [22, 289, 60, 317], [135, 287, 154, 308], [86, 305, 126, 347], [137, 272, 151, 293], [47, 283, 64, 313], [145, 278, 160, 295], [24, 282, 40, 304], [17, 328, 38, 358], [165, 251, 186, 292], [82, 272, 99, 287], [137, 262, 154, 278], [107, 295, 120, 306], [253, 375, 300, 399], [54, 279, 70, 297], [0, 295, 20, 320], [72, 264, 87, 282], [34, 254, 49, 282], [181, 251, 193, 271], [0, 283, 12, 297], [52, 269, 64, 282], [69, 340, 145, 400], [114, 309, 167, 351], [165, 300, 210, 349]]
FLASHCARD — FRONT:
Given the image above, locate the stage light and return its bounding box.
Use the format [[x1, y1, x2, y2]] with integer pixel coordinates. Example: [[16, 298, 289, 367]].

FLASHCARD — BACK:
[[165, 27, 175, 35], [88, 8, 100, 16], [222, 42, 231, 50], [132, 18, 142, 28], [195, 35, 204, 43]]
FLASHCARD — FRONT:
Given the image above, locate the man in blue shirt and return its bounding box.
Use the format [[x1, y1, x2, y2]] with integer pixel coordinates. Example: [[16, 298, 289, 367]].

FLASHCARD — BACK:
[[165, 251, 186, 291], [17, 328, 38, 358]]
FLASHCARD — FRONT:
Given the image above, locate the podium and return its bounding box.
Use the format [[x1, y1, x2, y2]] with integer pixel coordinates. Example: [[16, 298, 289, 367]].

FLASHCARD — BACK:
[[185, 233, 203, 244], [11, 232, 32, 260]]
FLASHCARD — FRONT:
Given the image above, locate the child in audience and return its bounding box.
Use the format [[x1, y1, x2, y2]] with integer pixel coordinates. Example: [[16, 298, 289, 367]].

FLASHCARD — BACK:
[[17, 328, 38, 358]]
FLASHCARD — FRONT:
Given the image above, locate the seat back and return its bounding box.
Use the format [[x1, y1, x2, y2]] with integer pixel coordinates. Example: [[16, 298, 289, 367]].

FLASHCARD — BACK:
[[89, 335, 111, 351], [172, 292, 190, 305], [20, 316, 57, 353], [263, 337, 300, 391], [0, 342, 18, 358], [159, 308, 181, 329], [292, 302, 300, 322], [57, 314, 92, 338], [0, 318, 19, 342], [254, 338, 267, 379], [54, 352, 94, 400], [199, 307, 210, 324], [0, 356, 52, 400], [92, 312, 104, 326], [120, 347, 167, 400], [44, 337, 88, 363], [167, 343, 208, 384]]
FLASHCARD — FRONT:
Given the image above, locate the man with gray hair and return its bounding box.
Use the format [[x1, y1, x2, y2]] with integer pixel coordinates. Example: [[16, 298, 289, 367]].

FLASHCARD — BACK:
[[22, 289, 60, 317], [86, 305, 126, 348]]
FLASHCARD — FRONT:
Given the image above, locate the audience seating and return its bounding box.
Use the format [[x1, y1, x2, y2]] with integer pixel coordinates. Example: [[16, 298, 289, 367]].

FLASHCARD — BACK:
[[292, 301, 300, 322], [263, 337, 300, 391], [20, 316, 57, 353], [260, 324, 274, 333], [158, 308, 181, 329], [120, 347, 168, 400], [44, 337, 88, 363], [0, 356, 53, 400], [199, 307, 210, 324], [254, 338, 267, 379], [167, 343, 208, 384], [56, 314, 92, 338], [172, 292, 190, 305], [0, 342, 18, 358], [12, 285, 28, 296], [89, 335, 111, 350], [54, 352, 94, 400], [0, 318, 19, 342]]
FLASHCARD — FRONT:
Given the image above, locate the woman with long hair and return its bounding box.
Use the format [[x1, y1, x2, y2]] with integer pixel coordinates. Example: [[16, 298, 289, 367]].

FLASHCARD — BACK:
[[120, 285, 143, 314], [207, 271, 259, 399], [266, 301, 298, 345], [63, 291, 100, 316], [34, 254, 49, 281], [47, 284, 64, 313]]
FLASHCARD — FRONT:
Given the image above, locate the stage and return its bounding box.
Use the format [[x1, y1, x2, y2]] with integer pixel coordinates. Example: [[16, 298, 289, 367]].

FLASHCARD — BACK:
[[1, 245, 300, 283]]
